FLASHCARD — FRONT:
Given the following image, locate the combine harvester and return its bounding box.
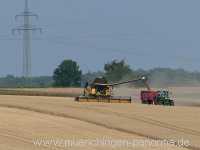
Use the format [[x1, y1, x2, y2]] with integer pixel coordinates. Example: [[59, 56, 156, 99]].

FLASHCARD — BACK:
[[75, 76, 147, 103]]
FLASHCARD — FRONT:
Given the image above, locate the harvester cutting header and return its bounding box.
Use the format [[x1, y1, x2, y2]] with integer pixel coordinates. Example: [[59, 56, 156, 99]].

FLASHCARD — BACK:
[[75, 76, 147, 103]]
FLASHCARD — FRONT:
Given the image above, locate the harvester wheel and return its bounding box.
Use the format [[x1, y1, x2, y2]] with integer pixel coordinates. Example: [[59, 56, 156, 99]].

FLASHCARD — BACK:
[[154, 99, 159, 105], [170, 100, 175, 106], [148, 100, 153, 105]]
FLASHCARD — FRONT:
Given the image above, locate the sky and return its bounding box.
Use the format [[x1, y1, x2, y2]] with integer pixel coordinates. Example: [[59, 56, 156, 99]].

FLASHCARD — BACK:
[[0, 0, 200, 76]]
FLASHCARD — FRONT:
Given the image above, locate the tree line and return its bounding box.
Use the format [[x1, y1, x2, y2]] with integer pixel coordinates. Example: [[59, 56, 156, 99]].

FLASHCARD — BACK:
[[1, 59, 200, 88]]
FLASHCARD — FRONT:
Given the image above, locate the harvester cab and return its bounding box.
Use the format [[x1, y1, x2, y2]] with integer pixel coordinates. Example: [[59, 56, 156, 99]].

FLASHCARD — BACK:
[[84, 77, 112, 97], [75, 76, 147, 103]]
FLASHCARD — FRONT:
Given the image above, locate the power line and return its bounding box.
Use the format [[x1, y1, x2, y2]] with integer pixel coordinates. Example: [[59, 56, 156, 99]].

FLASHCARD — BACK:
[[12, 0, 42, 78]]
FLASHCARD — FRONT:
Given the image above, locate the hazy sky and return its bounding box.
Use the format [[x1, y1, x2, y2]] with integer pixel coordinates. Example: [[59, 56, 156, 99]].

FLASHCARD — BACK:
[[0, 0, 200, 76]]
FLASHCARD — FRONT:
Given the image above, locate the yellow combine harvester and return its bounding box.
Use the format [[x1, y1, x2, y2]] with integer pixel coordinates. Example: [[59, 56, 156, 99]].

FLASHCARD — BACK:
[[75, 76, 147, 103]]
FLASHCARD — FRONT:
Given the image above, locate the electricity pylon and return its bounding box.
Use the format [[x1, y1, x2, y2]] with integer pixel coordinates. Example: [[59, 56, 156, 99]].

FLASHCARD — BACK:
[[12, 0, 42, 78]]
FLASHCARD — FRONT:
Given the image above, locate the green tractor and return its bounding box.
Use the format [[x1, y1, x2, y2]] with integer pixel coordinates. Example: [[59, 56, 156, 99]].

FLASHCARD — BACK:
[[155, 90, 174, 106]]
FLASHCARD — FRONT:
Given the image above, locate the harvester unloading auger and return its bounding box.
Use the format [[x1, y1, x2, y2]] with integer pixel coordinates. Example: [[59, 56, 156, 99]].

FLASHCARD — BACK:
[[75, 76, 147, 103]]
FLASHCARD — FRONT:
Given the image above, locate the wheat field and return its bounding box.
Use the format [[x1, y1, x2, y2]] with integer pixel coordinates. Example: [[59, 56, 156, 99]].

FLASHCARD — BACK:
[[0, 91, 199, 149]]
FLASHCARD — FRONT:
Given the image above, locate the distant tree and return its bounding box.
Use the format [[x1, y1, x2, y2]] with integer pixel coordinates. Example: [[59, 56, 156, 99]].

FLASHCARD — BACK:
[[53, 60, 82, 87], [104, 59, 133, 82], [0, 75, 53, 88]]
